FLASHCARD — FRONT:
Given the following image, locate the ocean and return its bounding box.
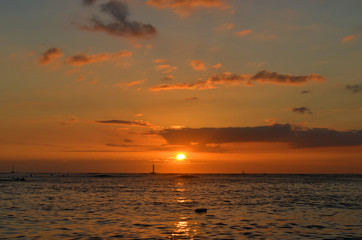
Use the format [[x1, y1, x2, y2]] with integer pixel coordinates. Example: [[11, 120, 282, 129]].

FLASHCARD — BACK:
[[0, 173, 361, 239]]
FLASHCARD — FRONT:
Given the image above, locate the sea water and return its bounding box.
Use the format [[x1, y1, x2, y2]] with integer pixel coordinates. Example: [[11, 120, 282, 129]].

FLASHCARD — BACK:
[[0, 173, 361, 239]]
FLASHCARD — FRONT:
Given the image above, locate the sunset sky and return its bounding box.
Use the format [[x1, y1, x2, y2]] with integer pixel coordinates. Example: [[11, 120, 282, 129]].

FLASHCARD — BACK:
[[1, 0, 361, 173]]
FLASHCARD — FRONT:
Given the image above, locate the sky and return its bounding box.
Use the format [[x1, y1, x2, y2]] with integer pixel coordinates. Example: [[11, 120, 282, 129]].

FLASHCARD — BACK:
[[0, 0, 361, 173]]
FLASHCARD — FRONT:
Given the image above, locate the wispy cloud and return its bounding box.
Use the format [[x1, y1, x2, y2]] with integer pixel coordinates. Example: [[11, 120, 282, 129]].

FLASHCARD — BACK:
[[66, 50, 132, 66], [38, 47, 63, 65], [159, 124, 362, 148], [291, 107, 312, 114], [346, 84, 362, 93], [212, 63, 222, 69], [126, 79, 146, 86], [150, 80, 208, 91], [146, 0, 229, 16], [80, 0, 157, 39], [155, 64, 178, 73]]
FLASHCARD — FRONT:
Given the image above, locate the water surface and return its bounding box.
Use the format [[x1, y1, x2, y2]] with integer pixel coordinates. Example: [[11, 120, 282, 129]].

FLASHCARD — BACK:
[[0, 173, 361, 239]]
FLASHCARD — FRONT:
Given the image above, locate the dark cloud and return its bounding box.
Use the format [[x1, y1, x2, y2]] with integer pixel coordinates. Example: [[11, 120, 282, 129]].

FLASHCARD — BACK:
[[292, 107, 312, 114], [208, 72, 250, 85], [80, 0, 157, 39], [158, 124, 362, 148], [250, 70, 326, 85], [83, 0, 96, 6], [301, 90, 311, 94], [150, 70, 326, 91], [96, 119, 153, 127], [38, 47, 63, 65], [346, 84, 362, 93]]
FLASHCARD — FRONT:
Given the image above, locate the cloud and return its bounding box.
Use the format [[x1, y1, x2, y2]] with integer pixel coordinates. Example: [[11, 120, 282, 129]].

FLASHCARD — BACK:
[[38, 47, 63, 65], [155, 64, 178, 73], [346, 84, 362, 93], [250, 70, 326, 85], [80, 0, 157, 39], [208, 72, 250, 86], [342, 35, 356, 43], [212, 63, 222, 69], [96, 119, 154, 127], [291, 107, 312, 114], [158, 124, 362, 148], [234, 29, 252, 37], [190, 59, 207, 71], [150, 80, 208, 91], [150, 70, 326, 91], [66, 50, 132, 66], [146, 0, 228, 16]]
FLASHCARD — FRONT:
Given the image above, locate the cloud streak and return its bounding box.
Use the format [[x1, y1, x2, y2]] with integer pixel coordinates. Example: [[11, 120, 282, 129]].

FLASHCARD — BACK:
[[158, 124, 362, 148], [80, 0, 157, 39], [150, 70, 326, 91], [96, 119, 154, 127], [66, 50, 132, 66]]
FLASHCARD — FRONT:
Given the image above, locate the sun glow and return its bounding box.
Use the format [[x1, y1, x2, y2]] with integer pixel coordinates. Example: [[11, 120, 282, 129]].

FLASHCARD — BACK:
[[176, 153, 186, 160]]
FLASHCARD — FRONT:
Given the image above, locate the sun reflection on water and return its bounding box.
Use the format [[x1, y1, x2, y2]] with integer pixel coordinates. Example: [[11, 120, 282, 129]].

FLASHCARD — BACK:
[[170, 218, 196, 240]]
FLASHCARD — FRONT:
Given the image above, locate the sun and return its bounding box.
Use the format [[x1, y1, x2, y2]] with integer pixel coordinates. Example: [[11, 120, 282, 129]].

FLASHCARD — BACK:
[[176, 153, 186, 160]]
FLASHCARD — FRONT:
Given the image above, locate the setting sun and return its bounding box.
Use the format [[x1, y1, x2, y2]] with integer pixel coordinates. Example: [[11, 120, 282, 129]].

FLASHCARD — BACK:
[[176, 154, 186, 160]]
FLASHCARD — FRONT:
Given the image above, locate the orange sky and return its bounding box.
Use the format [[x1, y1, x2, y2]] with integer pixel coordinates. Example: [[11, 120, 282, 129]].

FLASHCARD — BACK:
[[0, 0, 361, 173]]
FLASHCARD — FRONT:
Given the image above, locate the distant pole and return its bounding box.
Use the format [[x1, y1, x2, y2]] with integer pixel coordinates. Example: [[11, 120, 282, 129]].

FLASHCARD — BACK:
[[153, 164, 155, 173], [11, 164, 15, 174]]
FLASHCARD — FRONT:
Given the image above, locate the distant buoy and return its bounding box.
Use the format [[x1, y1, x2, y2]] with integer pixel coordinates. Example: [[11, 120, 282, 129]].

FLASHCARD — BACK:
[[194, 208, 207, 213]]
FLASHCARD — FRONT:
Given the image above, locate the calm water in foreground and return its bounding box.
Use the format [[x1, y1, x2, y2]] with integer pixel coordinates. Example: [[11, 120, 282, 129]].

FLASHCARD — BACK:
[[0, 173, 361, 239]]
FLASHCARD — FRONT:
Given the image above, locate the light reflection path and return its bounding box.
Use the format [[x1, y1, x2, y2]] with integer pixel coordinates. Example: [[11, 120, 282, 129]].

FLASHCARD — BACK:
[[170, 178, 197, 239]]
